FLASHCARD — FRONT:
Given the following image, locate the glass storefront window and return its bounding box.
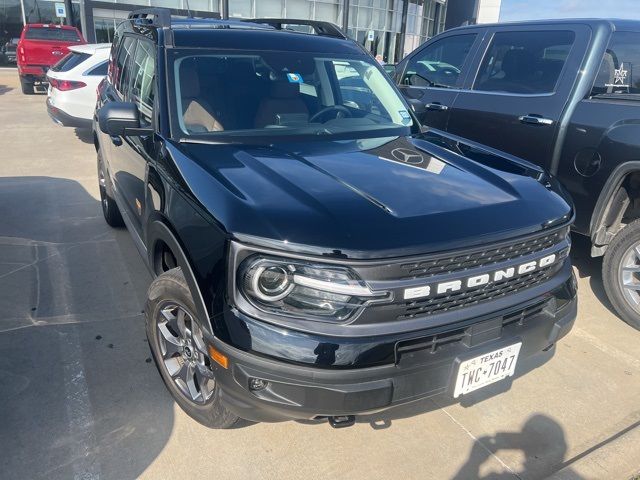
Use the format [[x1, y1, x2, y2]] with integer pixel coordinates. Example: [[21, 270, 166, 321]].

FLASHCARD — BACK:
[[189, 0, 212, 11], [151, 0, 183, 9], [122, 0, 151, 6], [287, 0, 311, 18], [403, 0, 447, 59], [94, 18, 116, 43], [315, 2, 339, 24], [255, 0, 282, 17], [0, 0, 23, 64], [22, 0, 81, 28], [14, 0, 449, 67], [229, 0, 251, 17]]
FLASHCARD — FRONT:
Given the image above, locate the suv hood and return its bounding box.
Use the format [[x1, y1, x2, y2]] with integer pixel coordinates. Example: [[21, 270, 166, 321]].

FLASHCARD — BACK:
[[168, 131, 572, 258]]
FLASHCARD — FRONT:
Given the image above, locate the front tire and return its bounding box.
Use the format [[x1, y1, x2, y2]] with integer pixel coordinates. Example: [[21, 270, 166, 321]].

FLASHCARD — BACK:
[[145, 268, 240, 429], [97, 150, 124, 228], [602, 219, 640, 330]]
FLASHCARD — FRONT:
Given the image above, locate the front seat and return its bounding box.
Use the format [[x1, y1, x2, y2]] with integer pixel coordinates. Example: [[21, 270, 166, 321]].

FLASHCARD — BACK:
[[254, 81, 309, 128], [481, 49, 537, 93], [180, 61, 224, 133]]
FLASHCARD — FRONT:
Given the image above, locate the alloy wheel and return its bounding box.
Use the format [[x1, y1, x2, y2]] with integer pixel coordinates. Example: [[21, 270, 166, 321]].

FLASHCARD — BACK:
[[619, 242, 640, 315], [156, 302, 215, 404]]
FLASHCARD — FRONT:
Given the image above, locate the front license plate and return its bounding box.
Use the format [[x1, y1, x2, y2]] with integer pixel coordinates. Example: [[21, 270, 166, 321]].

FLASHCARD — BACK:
[[453, 343, 522, 398]]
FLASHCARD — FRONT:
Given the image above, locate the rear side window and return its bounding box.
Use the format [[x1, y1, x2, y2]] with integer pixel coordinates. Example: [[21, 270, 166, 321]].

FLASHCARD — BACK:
[[402, 34, 477, 88], [591, 32, 640, 96], [129, 41, 156, 126], [114, 36, 136, 96], [88, 61, 108, 76], [24, 27, 81, 42], [474, 30, 575, 94], [50, 52, 90, 72]]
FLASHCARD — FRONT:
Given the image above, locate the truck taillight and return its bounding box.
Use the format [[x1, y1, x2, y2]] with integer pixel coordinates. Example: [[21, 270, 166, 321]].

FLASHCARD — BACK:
[[50, 78, 86, 91]]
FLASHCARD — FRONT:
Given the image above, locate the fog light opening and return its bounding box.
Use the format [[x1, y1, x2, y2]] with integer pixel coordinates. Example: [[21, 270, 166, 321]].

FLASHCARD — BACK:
[[249, 378, 269, 391]]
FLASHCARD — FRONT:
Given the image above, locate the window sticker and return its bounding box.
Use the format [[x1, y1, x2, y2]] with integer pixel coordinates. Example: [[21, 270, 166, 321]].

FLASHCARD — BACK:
[[605, 62, 630, 89], [286, 72, 303, 84], [399, 109, 411, 124]]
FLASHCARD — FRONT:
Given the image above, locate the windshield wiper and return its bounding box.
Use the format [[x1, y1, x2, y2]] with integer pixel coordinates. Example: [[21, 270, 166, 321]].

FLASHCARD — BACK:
[[179, 137, 235, 145]]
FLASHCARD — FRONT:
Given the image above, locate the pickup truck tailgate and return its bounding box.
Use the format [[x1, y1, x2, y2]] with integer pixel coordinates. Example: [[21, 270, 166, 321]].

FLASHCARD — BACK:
[[18, 25, 84, 69]]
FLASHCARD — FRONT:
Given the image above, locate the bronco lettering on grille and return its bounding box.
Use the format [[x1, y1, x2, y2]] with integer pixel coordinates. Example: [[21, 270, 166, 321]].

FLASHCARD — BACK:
[[403, 254, 557, 300]]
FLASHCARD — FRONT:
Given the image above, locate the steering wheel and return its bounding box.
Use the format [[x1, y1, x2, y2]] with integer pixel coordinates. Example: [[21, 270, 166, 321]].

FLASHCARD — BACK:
[[309, 105, 353, 123]]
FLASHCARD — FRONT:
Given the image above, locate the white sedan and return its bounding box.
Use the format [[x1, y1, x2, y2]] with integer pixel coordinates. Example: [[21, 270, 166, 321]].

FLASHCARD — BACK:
[[46, 43, 110, 129]]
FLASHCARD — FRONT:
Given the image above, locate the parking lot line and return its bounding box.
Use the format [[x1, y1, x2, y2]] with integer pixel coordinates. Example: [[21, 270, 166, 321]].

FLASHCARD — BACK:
[[61, 326, 101, 480]]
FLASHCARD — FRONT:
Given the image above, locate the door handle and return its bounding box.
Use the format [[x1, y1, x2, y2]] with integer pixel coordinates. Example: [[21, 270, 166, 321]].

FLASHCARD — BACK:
[[518, 115, 553, 125], [426, 102, 449, 111]]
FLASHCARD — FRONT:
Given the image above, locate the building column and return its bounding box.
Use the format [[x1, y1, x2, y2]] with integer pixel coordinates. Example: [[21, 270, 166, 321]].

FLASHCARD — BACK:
[[19, 0, 26, 25], [83, 0, 96, 43], [397, 0, 409, 61], [79, 0, 88, 38], [64, 0, 74, 25], [341, 0, 349, 33], [220, 0, 229, 19]]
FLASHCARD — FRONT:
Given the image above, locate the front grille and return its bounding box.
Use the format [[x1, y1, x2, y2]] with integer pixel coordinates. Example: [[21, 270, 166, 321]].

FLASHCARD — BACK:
[[398, 263, 560, 320], [396, 300, 549, 357], [398, 229, 565, 279]]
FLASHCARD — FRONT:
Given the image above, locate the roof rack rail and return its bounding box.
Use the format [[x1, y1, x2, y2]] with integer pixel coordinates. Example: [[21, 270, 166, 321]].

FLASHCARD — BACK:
[[128, 8, 172, 28], [243, 18, 346, 39]]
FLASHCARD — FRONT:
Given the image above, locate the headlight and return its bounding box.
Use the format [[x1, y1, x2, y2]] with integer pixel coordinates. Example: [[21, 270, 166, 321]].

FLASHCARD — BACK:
[[238, 255, 387, 322]]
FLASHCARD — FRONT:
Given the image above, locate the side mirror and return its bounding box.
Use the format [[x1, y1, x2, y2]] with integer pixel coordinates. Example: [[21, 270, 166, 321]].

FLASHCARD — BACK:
[[98, 101, 151, 136]]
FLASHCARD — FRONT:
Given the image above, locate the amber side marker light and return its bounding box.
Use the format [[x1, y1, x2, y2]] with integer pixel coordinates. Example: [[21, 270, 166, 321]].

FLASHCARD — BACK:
[[208, 345, 229, 369]]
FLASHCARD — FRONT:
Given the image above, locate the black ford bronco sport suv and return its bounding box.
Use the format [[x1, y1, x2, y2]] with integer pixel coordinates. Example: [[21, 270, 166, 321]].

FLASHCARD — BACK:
[[94, 9, 576, 428], [396, 19, 640, 330]]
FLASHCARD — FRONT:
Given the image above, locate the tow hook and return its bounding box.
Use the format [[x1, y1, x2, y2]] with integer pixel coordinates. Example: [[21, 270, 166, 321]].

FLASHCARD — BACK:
[[328, 415, 355, 428]]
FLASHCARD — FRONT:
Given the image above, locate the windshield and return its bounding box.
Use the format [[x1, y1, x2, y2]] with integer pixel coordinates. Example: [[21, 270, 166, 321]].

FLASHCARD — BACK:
[[25, 27, 81, 42], [172, 50, 413, 140]]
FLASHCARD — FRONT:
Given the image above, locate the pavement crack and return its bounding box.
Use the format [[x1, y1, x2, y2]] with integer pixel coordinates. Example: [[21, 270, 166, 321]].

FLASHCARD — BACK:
[[0, 233, 116, 281], [0, 312, 145, 333]]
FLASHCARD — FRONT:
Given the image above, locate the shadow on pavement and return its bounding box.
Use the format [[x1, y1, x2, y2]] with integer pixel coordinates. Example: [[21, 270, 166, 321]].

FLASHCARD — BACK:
[[0, 176, 173, 480], [451, 414, 580, 479], [74, 128, 94, 144], [0, 84, 12, 95]]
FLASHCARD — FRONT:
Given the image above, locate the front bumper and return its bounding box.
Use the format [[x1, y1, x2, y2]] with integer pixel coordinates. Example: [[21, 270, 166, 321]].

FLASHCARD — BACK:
[[208, 276, 577, 423], [47, 98, 92, 129]]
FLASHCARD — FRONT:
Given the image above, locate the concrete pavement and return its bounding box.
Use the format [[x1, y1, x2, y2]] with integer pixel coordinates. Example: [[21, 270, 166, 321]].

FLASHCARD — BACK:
[[0, 69, 638, 480]]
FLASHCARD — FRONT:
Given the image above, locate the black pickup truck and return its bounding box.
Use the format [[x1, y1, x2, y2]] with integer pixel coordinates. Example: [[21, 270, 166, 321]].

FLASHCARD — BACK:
[[396, 19, 640, 329], [94, 10, 576, 428]]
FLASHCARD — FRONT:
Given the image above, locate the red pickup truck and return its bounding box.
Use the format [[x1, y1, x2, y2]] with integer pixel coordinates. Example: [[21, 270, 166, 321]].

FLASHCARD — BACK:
[[17, 24, 85, 94]]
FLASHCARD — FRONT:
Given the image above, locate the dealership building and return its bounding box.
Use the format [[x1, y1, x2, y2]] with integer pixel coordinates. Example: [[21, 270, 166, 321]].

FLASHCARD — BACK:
[[2, 0, 461, 63]]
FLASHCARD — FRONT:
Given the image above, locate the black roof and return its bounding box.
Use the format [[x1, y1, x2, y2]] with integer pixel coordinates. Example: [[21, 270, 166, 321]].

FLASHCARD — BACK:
[[170, 18, 272, 30], [126, 8, 358, 52], [448, 18, 640, 33], [171, 27, 363, 54]]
